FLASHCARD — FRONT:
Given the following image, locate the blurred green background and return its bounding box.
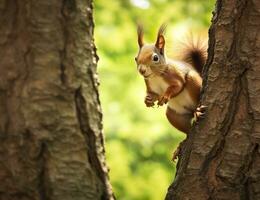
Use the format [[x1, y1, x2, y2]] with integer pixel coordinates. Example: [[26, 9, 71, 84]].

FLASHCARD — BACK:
[[94, 0, 215, 199]]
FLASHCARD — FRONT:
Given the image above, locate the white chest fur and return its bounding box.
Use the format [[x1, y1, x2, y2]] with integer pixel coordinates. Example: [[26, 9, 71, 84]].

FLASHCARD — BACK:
[[147, 75, 168, 95], [168, 89, 196, 114], [147, 75, 196, 114]]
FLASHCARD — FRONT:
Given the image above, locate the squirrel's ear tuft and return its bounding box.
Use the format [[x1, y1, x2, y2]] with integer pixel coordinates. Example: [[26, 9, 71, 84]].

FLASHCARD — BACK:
[[137, 24, 144, 48], [155, 23, 167, 54]]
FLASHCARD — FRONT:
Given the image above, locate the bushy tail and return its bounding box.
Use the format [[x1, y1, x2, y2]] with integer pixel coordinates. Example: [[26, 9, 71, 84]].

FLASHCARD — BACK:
[[180, 37, 207, 75]]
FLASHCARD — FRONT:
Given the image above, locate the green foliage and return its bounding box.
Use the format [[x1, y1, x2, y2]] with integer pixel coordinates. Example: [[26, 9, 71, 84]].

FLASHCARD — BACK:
[[94, 0, 215, 199]]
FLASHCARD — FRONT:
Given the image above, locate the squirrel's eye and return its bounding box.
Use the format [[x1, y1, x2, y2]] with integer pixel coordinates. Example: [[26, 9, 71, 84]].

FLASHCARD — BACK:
[[134, 57, 137, 62], [152, 54, 159, 62]]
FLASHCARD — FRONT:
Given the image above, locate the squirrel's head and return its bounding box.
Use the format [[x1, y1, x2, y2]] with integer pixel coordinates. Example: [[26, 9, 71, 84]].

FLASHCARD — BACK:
[[135, 24, 167, 78]]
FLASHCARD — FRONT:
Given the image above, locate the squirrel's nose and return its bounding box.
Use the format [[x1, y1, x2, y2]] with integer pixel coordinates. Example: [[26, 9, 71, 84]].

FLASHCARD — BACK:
[[139, 68, 146, 75]]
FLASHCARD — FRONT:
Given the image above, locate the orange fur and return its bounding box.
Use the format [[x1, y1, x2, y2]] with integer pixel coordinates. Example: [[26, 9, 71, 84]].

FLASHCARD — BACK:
[[178, 36, 207, 74], [166, 107, 192, 133], [185, 70, 202, 104], [135, 24, 206, 133], [137, 45, 153, 64], [137, 24, 144, 48]]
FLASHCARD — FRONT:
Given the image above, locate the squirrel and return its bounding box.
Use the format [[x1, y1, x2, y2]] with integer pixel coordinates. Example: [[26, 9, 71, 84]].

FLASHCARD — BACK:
[[135, 24, 207, 135]]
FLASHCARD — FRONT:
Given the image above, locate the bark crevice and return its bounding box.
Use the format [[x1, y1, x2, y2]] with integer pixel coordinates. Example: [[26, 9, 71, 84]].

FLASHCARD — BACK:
[[0, 0, 114, 199], [38, 141, 49, 200], [75, 86, 112, 200], [166, 0, 260, 199]]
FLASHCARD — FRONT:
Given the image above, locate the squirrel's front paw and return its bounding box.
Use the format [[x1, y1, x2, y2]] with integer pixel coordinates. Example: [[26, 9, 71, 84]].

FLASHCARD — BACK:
[[157, 94, 170, 106], [144, 95, 155, 107]]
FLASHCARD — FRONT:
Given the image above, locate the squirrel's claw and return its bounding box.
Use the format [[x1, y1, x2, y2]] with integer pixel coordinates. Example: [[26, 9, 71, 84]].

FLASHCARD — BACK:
[[145, 100, 154, 107], [194, 105, 207, 122], [171, 140, 186, 162], [145, 95, 155, 107], [172, 147, 180, 162], [157, 94, 170, 106], [197, 105, 207, 111], [172, 142, 182, 162]]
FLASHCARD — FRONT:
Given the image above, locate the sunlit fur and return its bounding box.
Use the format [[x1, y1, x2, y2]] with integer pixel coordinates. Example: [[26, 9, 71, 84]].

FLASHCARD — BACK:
[[135, 24, 206, 134], [137, 24, 144, 48]]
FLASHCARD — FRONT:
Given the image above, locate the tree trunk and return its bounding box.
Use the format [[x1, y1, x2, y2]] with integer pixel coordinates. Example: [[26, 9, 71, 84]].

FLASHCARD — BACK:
[[166, 0, 260, 199], [0, 0, 114, 200]]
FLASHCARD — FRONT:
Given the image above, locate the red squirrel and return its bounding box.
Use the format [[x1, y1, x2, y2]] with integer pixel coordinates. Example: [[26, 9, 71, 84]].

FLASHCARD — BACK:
[[135, 24, 207, 135]]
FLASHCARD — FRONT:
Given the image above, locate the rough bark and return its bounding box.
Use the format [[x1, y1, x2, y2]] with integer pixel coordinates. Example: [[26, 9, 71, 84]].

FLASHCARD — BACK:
[[0, 0, 114, 200], [166, 0, 260, 199]]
